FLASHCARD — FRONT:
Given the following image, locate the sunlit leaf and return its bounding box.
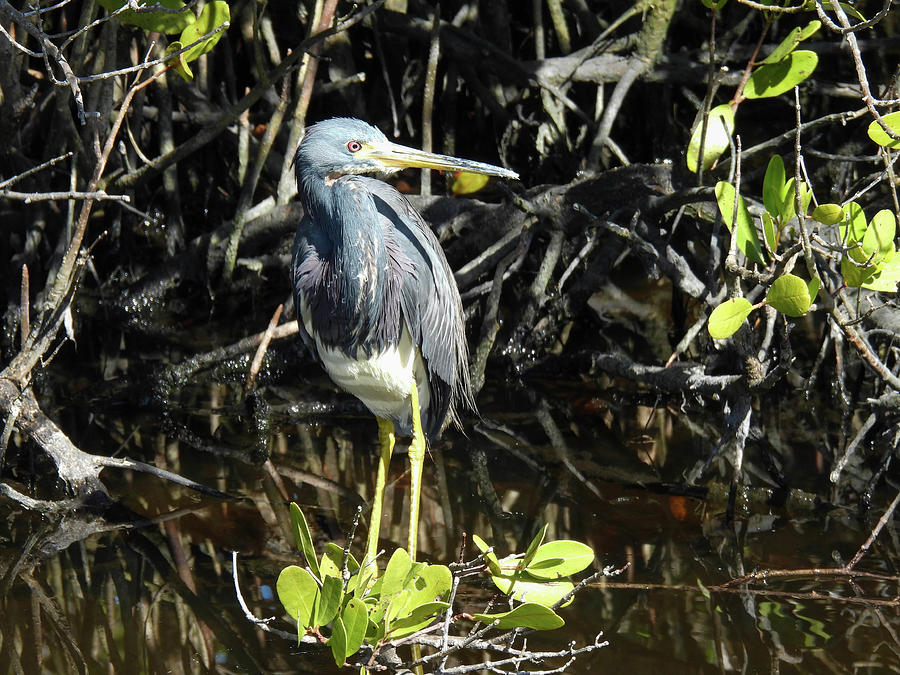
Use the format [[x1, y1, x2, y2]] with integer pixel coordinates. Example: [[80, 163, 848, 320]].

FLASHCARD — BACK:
[[744, 50, 818, 99], [340, 598, 368, 660], [98, 0, 194, 34], [277, 566, 319, 635], [758, 20, 821, 65], [812, 203, 844, 225], [520, 524, 549, 571], [316, 575, 344, 627], [862, 209, 896, 261], [320, 542, 358, 580], [473, 603, 565, 630], [708, 298, 754, 339], [451, 172, 490, 195], [762, 155, 786, 218], [386, 601, 450, 639], [700, 0, 728, 8], [686, 104, 734, 173], [841, 256, 877, 288], [715, 181, 766, 264], [330, 617, 348, 666], [808, 277, 821, 302], [381, 548, 412, 598], [472, 534, 502, 576], [178, 1, 230, 64], [491, 572, 575, 607], [867, 111, 900, 149], [763, 212, 778, 253], [840, 201, 867, 245], [766, 274, 811, 317], [525, 541, 594, 579], [164, 41, 193, 81], [863, 256, 900, 293], [289, 503, 321, 580], [407, 564, 452, 608]]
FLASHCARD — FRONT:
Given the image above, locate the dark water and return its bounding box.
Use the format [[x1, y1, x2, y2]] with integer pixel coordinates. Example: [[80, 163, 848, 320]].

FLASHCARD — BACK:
[[2, 363, 899, 673]]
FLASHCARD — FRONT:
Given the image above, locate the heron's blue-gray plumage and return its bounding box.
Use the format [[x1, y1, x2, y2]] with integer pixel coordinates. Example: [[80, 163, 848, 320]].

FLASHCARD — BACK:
[[292, 118, 474, 441]]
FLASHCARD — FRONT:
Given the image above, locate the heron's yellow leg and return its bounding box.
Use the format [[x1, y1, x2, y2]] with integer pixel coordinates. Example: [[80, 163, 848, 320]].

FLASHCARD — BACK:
[[407, 380, 426, 562], [365, 417, 395, 575]]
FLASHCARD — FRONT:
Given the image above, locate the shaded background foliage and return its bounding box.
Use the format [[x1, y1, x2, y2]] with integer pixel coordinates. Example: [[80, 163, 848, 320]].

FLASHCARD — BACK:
[[2, 0, 900, 672]]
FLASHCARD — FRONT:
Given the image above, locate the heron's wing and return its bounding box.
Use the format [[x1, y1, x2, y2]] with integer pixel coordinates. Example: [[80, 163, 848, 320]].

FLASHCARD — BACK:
[[291, 213, 324, 361], [361, 178, 475, 436]]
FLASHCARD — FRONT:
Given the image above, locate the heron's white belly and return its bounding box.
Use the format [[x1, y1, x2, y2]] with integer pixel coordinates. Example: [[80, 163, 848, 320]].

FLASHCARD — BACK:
[[301, 301, 429, 423]]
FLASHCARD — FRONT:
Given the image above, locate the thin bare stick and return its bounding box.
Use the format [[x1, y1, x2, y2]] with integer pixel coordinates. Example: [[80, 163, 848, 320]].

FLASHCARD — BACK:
[[245, 304, 284, 392]]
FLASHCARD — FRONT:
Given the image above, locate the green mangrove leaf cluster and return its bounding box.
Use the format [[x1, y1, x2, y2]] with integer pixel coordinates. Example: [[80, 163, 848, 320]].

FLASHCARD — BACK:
[[98, 0, 230, 81], [275, 505, 596, 668]]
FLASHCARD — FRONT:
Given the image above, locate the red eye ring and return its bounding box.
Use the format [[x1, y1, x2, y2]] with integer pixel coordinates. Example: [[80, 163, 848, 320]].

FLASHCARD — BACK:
[[347, 140, 362, 153]]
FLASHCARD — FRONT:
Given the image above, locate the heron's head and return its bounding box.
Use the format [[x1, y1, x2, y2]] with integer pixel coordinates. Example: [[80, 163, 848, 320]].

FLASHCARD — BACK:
[[294, 117, 519, 185]]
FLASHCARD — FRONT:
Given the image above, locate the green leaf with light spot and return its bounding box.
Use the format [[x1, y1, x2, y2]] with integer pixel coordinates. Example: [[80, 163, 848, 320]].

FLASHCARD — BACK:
[[766, 274, 811, 317], [473, 603, 565, 630], [687, 104, 735, 173], [715, 181, 765, 265], [812, 203, 844, 225], [708, 298, 754, 339], [745, 50, 818, 99], [289, 503, 321, 580], [98, 0, 194, 34], [277, 566, 319, 636], [867, 111, 900, 149], [758, 20, 821, 65]]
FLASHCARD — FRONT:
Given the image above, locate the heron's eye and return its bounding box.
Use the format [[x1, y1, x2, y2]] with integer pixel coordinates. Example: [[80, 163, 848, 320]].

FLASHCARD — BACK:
[[347, 141, 362, 153]]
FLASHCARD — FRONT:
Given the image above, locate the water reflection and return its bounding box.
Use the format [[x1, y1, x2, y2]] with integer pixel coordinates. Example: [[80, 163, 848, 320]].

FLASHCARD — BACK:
[[1, 376, 899, 673]]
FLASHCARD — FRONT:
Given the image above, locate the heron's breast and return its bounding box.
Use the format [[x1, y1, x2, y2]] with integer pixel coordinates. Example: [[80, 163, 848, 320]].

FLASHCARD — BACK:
[[313, 323, 431, 424]]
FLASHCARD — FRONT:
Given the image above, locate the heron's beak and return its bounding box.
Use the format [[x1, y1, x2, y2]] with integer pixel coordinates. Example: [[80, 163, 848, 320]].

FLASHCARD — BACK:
[[366, 141, 519, 180]]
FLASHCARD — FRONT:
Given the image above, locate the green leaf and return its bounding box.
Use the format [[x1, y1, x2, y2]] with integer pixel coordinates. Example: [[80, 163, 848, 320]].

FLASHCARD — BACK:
[[525, 541, 594, 579], [762, 212, 778, 253], [758, 20, 821, 65], [863, 255, 900, 292], [762, 155, 786, 218], [708, 298, 754, 339], [807, 277, 821, 302], [98, 0, 194, 34], [700, 0, 728, 8], [687, 104, 735, 173], [473, 603, 565, 630], [407, 564, 452, 608], [812, 203, 844, 225], [766, 274, 811, 317], [164, 41, 193, 81], [330, 617, 348, 667], [841, 202, 868, 245], [715, 181, 766, 265], [472, 534, 502, 576], [320, 542, 359, 580], [173, 0, 230, 82], [316, 575, 344, 627], [289, 503, 322, 580], [277, 566, 319, 634], [862, 209, 896, 262], [381, 548, 412, 597], [866, 111, 900, 149], [491, 572, 575, 607], [386, 601, 451, 639], [841, 256, 878, 288], [744, 50, 818, 99], [520, 524, 549, 571], [340, 598, 368, 661]]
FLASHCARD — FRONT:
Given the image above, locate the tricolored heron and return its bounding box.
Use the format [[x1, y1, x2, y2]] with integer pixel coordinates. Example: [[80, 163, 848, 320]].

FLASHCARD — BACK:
[[292, 118, 517, 565]]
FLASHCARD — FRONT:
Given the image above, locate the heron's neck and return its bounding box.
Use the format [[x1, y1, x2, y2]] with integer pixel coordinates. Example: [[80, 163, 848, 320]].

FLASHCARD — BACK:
[[303, 177, 391, 343]]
